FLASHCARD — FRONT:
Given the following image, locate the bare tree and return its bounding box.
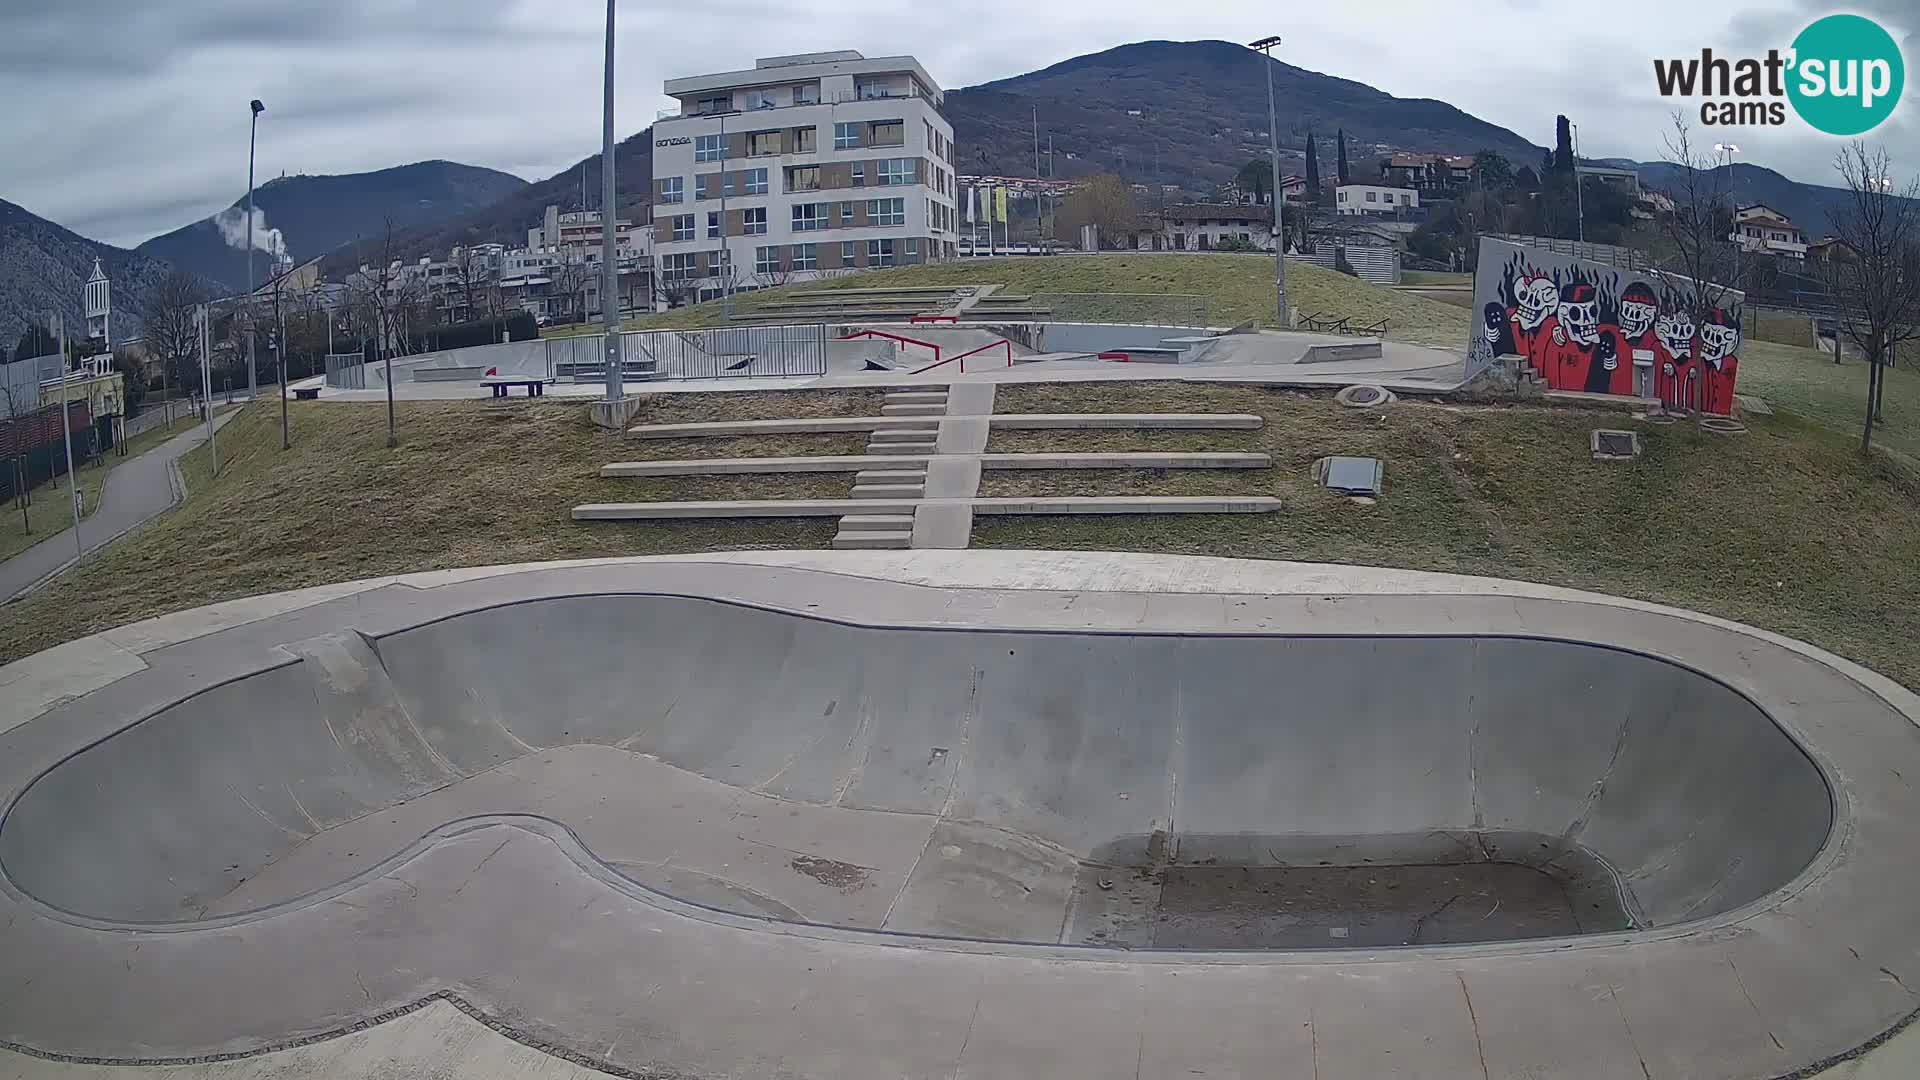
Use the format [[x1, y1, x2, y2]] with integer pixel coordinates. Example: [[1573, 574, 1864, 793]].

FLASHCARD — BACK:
[[0, 380, 35, 534], [653, 270, 699, 311], [1820, 143, 1920, 455], [137, 269, 207, 421], [1654, 113, 1747, 319], [346, 218, 406, 447]]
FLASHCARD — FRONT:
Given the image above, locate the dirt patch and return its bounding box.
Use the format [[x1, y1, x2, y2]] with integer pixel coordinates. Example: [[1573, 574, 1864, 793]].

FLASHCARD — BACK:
[[790, 855, 874, 891]]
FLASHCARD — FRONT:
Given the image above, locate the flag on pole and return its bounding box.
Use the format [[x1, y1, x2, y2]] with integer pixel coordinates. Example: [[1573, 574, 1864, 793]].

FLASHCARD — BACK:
[[994, 186, 1009, 224], [965, 186, 975, 224]]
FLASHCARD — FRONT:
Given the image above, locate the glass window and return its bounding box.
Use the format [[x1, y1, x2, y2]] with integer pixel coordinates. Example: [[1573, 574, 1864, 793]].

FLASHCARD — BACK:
[[842, 240, 857, 264], [661, 253, 696, 279], [792, 203, 826, 231], [878, 158, 913, 186], [792, 83, 819, 105], [858, 80, 890, 100], [868, 198, 904, 226], [792, 243, 817, 271], [744, 168, 768, 195], [694, 135, 722, 162], [747, 130, 780, 156], [707, 212, 720, 239], [839, 201, 854, 223], [787, 165, 820, 192], [906, 238, 919, 258], [745, 88, 778, 110], [696, 95, 730, 114], [743, 207, 767, 235], [867, 238, 895, 267], [851, 162, 864, 186], [755, 246, 780, 274], [671, 215, 694, 242], [659, 176, 684, 203], [793, 127, 816, 153], [834, 122, 860, 150], [870, 120, 904, 147], [1366, 190, 1377, 202]]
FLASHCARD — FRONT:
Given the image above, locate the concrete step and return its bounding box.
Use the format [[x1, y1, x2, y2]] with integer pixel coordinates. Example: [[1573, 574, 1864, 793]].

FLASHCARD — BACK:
[[884, 392, 949, 405], [880, 404, 946, 417], [869, 442, 938, 456], [838, 514, 917, 532], [832, 530, 913, 550], [628, 416, 934, 439], [854, 469, 928, 485], [848, 485, 924, 499], [988, 413, 1264, 431], [869, 427, 940, 443]]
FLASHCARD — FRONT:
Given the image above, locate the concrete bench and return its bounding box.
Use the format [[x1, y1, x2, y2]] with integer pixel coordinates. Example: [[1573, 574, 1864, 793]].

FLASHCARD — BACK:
[[293, 386, 321, 400]]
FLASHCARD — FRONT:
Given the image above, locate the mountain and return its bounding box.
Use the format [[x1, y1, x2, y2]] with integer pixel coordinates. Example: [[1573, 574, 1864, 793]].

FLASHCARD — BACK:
[[137, 160, 527, 293], [946, 40, 1544, 188], [1634, 160, 1862, 240], [0, 198, 182, 352], [318, 134, 654, 279]]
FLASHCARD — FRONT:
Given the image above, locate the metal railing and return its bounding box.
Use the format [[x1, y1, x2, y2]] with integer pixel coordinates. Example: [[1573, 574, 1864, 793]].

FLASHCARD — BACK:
[[1022, 293, 1213, 328], [323, 352, 366, 389], [627, 324, 828, 380]]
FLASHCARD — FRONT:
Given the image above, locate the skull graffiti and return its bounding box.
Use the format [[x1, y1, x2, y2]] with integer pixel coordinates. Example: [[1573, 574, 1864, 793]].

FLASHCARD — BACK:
[[1699, 310, 1740, 366], [1516, 275, 1558, 330], [1619, 283, 1659, 340], [1556, 284, 1600, 346], [1655, 311, 1696, 361]]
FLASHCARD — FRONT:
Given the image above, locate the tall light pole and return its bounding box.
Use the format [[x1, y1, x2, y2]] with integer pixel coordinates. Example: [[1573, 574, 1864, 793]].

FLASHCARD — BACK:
[[49, 312, 81, 561], [598, 0, 623, 401], [246, 99, 264, 401], [1715, 142, 1741, 288], [1248, 36, 1289, 328]]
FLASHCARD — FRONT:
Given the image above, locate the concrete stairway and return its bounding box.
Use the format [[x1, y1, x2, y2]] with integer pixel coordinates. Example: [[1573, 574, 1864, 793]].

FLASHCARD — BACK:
[[834, 387, 948, 549]]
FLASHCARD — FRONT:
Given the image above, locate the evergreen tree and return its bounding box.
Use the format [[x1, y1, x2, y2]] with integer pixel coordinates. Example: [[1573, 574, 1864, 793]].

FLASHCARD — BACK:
[[1554, 115, 1575, 173], [1304, 132, 1321, 200], [1336, 129, 1350, 185]]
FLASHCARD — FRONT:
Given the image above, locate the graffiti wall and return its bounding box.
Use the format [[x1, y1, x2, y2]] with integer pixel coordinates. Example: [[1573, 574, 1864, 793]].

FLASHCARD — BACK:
[[1470, 238, 1744, 414]]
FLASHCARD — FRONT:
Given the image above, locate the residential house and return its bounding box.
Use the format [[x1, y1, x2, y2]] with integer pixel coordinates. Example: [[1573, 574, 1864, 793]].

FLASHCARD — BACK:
[[1335, 184, 1419, 216], [1731, 204, 1809, 259], [1379, 153, 1473, 192]]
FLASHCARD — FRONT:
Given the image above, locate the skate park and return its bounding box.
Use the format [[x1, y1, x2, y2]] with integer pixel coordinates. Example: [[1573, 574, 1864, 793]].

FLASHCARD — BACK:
[[1, 551, 1918, 1078]]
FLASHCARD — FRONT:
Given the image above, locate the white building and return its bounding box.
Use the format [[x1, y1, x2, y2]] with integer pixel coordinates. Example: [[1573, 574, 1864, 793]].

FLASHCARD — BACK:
[[1731, 204, 1808, 259], [1335, 184, 1419, 216], [650, 50, 958, 302]]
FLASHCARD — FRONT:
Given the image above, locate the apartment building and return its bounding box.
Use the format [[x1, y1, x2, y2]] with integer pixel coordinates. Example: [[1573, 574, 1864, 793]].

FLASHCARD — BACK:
[[1335, 184, 1419, 216], [650, 50, 958, 301], [1731, 204, 1808, 259]]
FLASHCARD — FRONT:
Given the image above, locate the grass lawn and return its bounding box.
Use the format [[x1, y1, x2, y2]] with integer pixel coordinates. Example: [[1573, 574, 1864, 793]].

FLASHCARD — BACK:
[[618, 255, 1472, 347], [975, 382, 1920, 690], [0, 465, 103, 563], [0, 396, 891, 664], [1734, 341, 1919, 462]]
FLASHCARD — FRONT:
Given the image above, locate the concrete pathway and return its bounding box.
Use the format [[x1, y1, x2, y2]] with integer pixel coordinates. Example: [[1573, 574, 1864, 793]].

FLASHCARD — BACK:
[[0, 412, 236, 601]]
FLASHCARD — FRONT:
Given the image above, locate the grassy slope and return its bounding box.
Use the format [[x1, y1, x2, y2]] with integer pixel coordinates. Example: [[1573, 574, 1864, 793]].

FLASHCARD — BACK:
[[615, 255, 1472, 346], [0, 416, 199, 562], [1734, 341, 1919, 462], [0, 394, 888, 664], [976, 383, 1920, 690]]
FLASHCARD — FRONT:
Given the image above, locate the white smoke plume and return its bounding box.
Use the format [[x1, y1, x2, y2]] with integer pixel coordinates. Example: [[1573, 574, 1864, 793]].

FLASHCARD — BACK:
[[211, 205, 288, 261]]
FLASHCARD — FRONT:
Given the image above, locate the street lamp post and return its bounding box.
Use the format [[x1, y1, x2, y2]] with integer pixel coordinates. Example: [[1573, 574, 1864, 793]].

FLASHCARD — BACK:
[[1715, 142, 1741, 289], [1248, 36, 1289, 328], [1571, 122, 1585, 246], [49, 312, 81, 561], [246, 99, 264, 402], [598, 0, 623, 401]]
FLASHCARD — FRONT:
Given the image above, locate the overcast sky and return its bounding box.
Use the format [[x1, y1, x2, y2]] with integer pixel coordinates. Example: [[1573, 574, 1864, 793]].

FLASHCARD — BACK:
[[0, 0, 1910, 248]]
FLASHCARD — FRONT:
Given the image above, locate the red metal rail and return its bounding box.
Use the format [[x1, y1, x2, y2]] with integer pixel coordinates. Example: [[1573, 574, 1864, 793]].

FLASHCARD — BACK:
[[839, 328, 941, 369], [909, 314, 959, 324]]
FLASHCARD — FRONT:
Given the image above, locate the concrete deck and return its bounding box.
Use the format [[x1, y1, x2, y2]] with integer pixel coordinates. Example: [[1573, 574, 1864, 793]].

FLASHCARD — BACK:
[[600, 452, 1271, 477], [572, 496, 1284, 520], [626, 413, 1261, 439], [0, 552, 1915, 1079]]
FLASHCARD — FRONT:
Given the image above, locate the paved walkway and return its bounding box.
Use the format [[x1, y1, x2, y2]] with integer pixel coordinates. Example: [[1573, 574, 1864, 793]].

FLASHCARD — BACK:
[[0, 412, 236, 601]]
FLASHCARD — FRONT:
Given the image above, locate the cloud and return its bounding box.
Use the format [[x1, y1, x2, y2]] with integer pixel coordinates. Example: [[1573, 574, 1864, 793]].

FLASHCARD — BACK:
[[0, 0, 1909, 249]]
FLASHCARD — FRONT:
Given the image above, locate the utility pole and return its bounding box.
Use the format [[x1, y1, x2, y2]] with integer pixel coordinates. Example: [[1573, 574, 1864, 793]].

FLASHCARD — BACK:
[[1571, 121, 1586, 246], [276, 275, 289, 449], [246, 99, 264, 401], [50, 312, 81, 560], [1032, 106, 1042, 250], [1249, 36, 1289, 328], [598, 0, 623, 401], [199, 304, 218, 475], [719, 111, 732, 319]]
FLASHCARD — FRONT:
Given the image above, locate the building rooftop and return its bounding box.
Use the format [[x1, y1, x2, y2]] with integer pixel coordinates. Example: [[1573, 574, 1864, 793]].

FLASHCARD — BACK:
[[664, 52, 943, 103]]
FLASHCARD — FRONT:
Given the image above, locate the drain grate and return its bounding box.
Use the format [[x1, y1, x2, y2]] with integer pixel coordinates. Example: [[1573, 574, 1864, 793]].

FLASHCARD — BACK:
[[1591, 430, 1641, 461], [1318, 455, 1383, 496]]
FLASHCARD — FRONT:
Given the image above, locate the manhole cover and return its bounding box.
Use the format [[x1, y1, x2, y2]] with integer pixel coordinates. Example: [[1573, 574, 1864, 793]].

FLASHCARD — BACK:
[[1319, 455, 1383, 496], [1699, 416, 1749, 436], [1348, 386, 1382, 404], [1590, 430, 1641, 461], [1335, 384, 1396, 409]]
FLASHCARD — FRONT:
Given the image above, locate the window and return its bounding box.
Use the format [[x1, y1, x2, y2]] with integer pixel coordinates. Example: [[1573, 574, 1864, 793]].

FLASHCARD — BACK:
[[659, 176, 684, 203], [746, 130, 780, 156], [792, 83, 819, 105], [792, 243, 817, 271], [839, 201, 854, 223], [851, 162, 864, 187], [743, 168, 768, 195], [834, 122, 860, 150], [924, 121, 934, 147], [792, 203, 827, 231], [786, 165, 820, 192], [842, 240, 858, 264], [858, 80, 891, 100], [1338, 190, 1347, 202], [695, 134, 722, 162], [670, 215, 694, 242], [742, 207, 767, 235], [870, 120, 904, 147], [878, 158, 913, 186], [867, 238, 895, 267], [792, 127, 816, 153], [869, 198, 904, 226], [661, 252, 696, 279], [1366, 190, 1377, 202], [755, 245, 780, 274], [696, 95, 730, 114], [745, 88, 778, 110], [906, 238, 919, 259], [705, 212, 720, 239]]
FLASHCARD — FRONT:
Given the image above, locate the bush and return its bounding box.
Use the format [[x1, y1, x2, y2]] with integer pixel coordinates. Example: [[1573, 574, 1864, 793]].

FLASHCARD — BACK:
[[1214, 235, 1261, 253], [412, 311, 539, 352], [1334, 248, 1360, 277]]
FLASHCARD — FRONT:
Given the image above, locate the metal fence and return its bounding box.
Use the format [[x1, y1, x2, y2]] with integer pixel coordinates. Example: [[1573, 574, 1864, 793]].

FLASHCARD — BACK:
[[1024, 293, 1213, 328], [1293, 246, 1403, 286], [324, 352, 367, 389], [629, 324, 828, 380]]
